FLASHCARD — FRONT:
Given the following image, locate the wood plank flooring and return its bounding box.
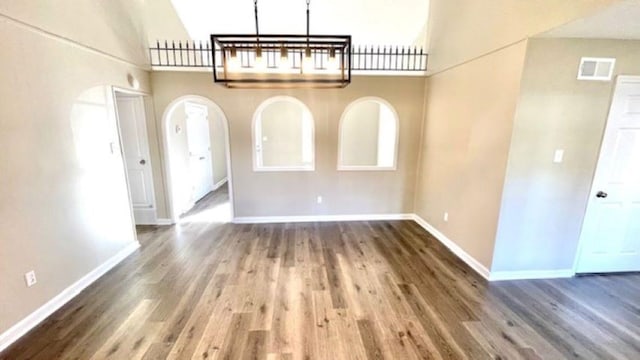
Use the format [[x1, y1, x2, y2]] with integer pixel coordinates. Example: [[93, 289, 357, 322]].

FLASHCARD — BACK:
[[2, 186, 640, 359]]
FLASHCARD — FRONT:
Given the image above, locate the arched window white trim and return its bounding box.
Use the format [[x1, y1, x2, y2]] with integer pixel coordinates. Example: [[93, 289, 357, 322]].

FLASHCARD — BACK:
[[337, 96, 400, 171], [252, 96, 315, 172]]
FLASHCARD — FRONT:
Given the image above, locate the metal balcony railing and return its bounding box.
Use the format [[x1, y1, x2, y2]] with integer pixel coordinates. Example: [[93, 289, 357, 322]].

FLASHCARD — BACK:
[[149, 40, 428, 72]]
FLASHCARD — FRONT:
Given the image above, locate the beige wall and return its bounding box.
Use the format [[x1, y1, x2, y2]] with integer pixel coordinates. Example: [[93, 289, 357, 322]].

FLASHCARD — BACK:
[[492, 38, 640, 272], [341, 102, 380, 166], [414, 41, 528, 269], [150, 73, 425, 218], [260, 101, 306, 168], [139, 0, 190, 46], [0, 5, 148, 334], [0, 0, 148, 66], [426, 0, 619, 72]]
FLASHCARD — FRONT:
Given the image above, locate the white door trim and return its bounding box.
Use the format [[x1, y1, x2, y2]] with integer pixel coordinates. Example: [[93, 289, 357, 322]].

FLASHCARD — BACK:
[[573, 75, 640, 273], [161, 95, 235, 223]]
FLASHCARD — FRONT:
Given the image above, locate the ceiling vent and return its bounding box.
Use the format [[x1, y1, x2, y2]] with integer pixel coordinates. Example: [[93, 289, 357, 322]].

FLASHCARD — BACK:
[[577, 57, 616, 81]]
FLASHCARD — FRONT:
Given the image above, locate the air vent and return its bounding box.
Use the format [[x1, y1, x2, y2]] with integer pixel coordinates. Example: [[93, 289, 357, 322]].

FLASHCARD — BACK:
[[577, 57, 615, 81]]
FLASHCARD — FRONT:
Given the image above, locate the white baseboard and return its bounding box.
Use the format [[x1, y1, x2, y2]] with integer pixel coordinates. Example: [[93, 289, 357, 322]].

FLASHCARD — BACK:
[[155, 218, 174, 226], [233, 213, 414, 224], [489, 269, 575, 281], [213, 177, 228, 191], [0, 241, 140, 353], [133, 207, 157, 225], [411, 215, 492, 280]]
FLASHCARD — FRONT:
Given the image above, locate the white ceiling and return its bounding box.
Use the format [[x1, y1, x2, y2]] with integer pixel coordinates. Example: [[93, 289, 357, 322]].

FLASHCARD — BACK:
[[166, 0, 430, 47], [540, 0, 640, 40]]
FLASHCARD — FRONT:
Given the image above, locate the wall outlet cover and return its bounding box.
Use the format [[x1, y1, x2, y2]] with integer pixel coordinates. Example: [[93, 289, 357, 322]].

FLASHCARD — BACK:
[[24, 271, 37, 287]]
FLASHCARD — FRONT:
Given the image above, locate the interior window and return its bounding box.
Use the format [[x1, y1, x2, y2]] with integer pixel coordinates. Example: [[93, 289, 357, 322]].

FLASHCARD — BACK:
[[338, 97, 399, 170], [253, 96, 315, 171]]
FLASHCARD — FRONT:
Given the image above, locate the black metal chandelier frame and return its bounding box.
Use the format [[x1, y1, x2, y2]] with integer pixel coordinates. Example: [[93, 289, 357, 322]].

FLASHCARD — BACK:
[[210, 0, 352, 88]]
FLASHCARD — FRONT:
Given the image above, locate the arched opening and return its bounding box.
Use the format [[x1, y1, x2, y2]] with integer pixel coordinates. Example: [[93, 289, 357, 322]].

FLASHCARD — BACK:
[[162, 95, 234, 223], [338, 96, 399, 171]]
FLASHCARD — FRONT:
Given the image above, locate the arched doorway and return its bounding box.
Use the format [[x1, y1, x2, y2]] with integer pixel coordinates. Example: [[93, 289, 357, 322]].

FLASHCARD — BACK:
[[162, 95, 234, 223]]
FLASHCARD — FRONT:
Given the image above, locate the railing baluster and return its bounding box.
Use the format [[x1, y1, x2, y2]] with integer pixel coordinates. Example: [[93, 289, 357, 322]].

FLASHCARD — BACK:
[[156, 40, 161, 66], [386, 45, 390, 70], [393, 45, 398, 70], [165, 40, 169, 66], [192, 40, 196, 66], [206, 41, 211, 67], [364, 45, 368, 70], [185, 41, 190, 66]]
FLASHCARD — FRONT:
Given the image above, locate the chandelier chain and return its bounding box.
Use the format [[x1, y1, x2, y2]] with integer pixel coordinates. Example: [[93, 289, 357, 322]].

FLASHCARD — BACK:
[[254, 0, 260, 38], [306, 0, 310, 38]]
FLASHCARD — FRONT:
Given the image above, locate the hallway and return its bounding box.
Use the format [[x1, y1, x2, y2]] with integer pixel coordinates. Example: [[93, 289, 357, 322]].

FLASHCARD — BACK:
[[179, 184, 231, 224]]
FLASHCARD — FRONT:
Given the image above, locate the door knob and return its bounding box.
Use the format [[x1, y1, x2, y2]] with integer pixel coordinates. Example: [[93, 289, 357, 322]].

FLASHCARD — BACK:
[[139, 159, 146, 165], [596, 191, 608, 198]]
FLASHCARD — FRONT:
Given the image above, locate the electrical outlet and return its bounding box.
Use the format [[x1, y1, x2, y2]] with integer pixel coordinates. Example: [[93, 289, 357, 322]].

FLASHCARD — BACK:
[[317, 196, 323, 204], [444, 212, 449, 222], [24, 271, 37, 287]]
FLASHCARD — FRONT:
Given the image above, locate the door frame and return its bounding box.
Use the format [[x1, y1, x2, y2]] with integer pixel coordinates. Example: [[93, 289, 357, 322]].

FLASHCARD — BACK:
[[112, 86, 158, 225], [107, 86, 149, 240], [572, 75, 640, 273], [161, 95, 235, 223]]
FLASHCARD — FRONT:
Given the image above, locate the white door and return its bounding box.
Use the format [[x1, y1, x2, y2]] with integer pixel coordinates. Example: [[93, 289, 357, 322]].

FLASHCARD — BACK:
[[185, 102, 214, 203], [577, 76, 640, 273], [116, 94, 156, 225]]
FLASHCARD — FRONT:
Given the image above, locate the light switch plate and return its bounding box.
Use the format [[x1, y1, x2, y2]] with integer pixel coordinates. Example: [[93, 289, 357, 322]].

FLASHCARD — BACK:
[[554, 149, 564, 163]]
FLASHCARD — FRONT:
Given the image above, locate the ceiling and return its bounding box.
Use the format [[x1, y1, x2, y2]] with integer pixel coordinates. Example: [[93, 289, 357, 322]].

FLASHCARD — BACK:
[[147, 0, 430, 47], [540, 0, 640, 40]]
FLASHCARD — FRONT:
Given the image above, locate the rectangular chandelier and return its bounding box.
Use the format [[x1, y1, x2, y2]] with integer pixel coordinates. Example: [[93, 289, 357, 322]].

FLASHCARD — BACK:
[[211, 34, 352, 88]]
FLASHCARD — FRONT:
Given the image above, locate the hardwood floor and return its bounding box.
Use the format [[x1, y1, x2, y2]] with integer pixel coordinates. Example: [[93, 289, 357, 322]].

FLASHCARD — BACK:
[[2, 187, 640, 359]]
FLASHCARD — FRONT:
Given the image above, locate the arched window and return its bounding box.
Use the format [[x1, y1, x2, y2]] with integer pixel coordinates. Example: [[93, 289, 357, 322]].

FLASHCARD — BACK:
[[338, 97, 399, 170], [252, 96, 315, 171]]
